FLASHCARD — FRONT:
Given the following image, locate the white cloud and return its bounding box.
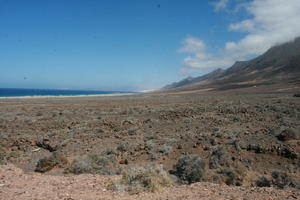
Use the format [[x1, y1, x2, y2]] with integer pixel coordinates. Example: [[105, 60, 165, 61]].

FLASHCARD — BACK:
[[179, 0, 300, 72], [226, 0, 300, 56], [213, 0, 229, 12], [177, 37, 206, 53], [182, 52, 234, 69], [229, 19, 254, 32], [178, 36, 235, 71]]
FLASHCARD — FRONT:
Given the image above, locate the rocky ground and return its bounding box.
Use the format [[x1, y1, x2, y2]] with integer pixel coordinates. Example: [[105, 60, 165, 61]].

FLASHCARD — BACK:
[[0, 164, 299, 200], [0, 89, 299, 199]]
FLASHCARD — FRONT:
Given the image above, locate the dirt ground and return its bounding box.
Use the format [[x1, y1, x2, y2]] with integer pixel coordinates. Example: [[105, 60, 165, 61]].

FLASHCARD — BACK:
[[0, 88, 299, 199], [0, 164, 299, 200]]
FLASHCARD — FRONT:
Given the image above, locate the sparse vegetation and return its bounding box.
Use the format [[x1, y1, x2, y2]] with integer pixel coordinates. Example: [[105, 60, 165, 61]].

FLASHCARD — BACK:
[[209, 146, 229, 169], [35, 153, 68, 173], [218, 164, 247, 186], [0, 146, 7, 164], [158, 144, 173, 155], [271, 171, 294, 189], [0, 91, 300, 192], [256, 177, 271, 187], [36, 138, 59, 152], [65, 153, 118, 175], [276, 128, 299, 141], [144, 140, 156, 151], [127, 129, 137, 135], [293, 93, 300, 97], [110, 164, 173, 194], [149, 152, 160, 161], [117, 141, 133, 153], [172, 154, 205, 184]]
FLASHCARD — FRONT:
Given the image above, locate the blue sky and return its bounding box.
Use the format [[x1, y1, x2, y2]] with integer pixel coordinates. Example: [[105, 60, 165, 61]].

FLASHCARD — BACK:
[[0, 0, 299, 91]]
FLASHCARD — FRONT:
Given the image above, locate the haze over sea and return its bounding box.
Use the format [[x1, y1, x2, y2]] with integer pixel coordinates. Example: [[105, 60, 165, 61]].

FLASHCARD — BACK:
[[0, 88, 133, 98]]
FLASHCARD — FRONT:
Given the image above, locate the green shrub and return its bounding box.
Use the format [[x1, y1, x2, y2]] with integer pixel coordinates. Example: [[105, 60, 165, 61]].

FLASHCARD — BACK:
[[110, 164, 173, 194], [172, 154, 205, 184]]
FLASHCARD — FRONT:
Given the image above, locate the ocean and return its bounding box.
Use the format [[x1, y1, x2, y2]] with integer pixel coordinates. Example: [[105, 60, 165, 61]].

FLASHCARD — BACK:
[[0, 88, 134, 97]]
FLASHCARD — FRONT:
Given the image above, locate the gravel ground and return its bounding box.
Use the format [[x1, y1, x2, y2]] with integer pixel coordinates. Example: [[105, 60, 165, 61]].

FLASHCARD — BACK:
[[0, 164, 299, 200]]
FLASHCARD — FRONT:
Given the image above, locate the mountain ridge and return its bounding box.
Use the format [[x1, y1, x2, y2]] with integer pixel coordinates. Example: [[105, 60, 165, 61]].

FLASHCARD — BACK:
[[162, 37, 300, 91]]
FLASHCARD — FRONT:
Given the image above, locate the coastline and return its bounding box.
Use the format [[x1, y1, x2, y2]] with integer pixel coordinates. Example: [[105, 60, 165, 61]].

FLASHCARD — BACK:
[[0, 93, 137, 99]]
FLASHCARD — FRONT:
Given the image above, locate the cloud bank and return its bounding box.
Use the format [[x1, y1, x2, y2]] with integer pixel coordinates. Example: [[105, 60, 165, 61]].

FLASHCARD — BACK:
[[179, 0, 300, 72]]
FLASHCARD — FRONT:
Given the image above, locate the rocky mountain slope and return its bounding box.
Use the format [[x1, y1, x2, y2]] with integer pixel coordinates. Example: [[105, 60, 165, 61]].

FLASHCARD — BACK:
[[163, 68, 225, 90], [163, 37, 300, 91]]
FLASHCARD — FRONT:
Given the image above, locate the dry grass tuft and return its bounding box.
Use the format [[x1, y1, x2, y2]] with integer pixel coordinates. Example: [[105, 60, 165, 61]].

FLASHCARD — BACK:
[[65, 153, 119, 175], [110, 163, 173, 194]]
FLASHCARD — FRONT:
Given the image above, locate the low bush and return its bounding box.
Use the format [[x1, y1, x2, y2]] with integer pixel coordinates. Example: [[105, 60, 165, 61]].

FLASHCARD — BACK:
[[158, 144, 173, 155], [0, 146, 7, 164], [65, 153, 118, 175], [247, 144, 266, 154], [233, 140, 241, 152], [102, 148, 119, 156], [276, 128, 299, 141], [256, 177, 271, 187], [35, 153, 68, 173], [149, 152, 160, 161], [110, 164, 173, 194], [127, 129, 137, 135], [144, 140, 156, 151], [271, 171, 293, 189], [172, 154, 205, 184], [218, 163, 247, 186], [293, 93, 300, 97], [36, 138, 59, 152], [209, 146, 229, 169], [117, 142, 133, 152]]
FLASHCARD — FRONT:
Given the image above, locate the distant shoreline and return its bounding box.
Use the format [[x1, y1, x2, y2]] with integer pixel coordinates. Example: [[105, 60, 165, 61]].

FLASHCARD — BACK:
[[0, 93, 137, 99]]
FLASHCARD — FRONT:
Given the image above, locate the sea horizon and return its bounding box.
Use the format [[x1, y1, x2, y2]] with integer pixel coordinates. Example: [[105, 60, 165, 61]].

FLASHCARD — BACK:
[[0, 88, 137, 98]]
